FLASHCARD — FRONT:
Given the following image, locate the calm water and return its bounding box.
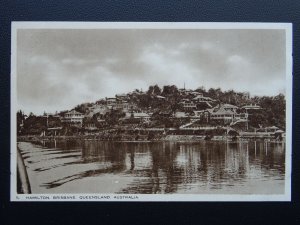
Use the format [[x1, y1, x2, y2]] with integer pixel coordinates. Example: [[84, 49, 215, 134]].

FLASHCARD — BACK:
[[18, 140, 285, 194]]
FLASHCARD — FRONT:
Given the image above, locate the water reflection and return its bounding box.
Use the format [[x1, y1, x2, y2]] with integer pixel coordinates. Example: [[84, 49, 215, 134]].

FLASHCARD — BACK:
[[20, 140, 285, 194]]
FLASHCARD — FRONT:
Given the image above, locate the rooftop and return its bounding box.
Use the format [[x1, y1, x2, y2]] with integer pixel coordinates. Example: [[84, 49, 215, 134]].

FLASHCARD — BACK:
[[222, 104, 238, 109], [66, 109, 83, 115]]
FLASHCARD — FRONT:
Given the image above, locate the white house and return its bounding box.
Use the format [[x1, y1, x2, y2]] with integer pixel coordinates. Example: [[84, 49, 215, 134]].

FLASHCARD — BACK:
[[242, 104, 261, 110], [205, 104, 247, 123], [222, 104, 239, 112], [193, 95, 214, 103], [123, 112, 151, 122], [180, 99, 197, 110], [106, 97, 117, 107], [61, 110, 84, 124]]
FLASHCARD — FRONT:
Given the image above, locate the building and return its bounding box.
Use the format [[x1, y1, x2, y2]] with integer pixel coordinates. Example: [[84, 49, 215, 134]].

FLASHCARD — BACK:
[[222, 104, 239, 112], [174, 111, 188, 118], [242, 92, 250, 100], [242, 104, 261, 110], [114, 100, 135, 112], [106, 97, 117, 108], [95, 98, 106, 105], [84, 118, 97, 130], [115, 93, 128, 100], [205, 104, 247, 124], [193, 95, 214, 103], [207, 107, 235, 122], [123, 112, 151, 123], [61, 110, 84, 125], [96, 118, 108, 127], [191, 91, 203, 97], [178, 88, 195, 96], [180, 99, 197, 111]]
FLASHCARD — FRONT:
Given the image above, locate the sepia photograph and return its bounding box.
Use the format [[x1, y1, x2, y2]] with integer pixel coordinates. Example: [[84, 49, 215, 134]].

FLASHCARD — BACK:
[[11, 22, 292, 201]]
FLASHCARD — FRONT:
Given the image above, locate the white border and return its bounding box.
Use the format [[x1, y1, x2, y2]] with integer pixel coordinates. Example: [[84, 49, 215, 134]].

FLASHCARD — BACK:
[[10, 22, 293, 202]]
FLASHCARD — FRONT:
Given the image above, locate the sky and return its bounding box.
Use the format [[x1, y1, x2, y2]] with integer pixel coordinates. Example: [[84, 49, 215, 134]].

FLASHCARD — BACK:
[[16, 28, 286, 115]]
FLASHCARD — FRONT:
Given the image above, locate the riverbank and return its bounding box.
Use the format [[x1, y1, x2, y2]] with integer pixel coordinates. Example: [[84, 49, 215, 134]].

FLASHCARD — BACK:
[[17, 134, 284, 143]]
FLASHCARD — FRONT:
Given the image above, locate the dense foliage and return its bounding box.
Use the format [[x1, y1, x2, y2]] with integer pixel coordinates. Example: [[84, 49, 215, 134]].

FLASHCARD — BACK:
[[17, 85, 286, 135]]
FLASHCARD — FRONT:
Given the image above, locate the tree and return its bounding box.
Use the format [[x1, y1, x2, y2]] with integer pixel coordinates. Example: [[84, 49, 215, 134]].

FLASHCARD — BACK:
[[104, 110, 125, 126], [148, 84, 162, 96], [23, 115, 47, 135], [147, 86, 154, 95], [48, 116, 62, 128], [248, 94, 285, 129], [162, 85, 179, 96], [17, 110, 25, 134], [208, 88, 222, 99], [196, 86, 206, 93], [137, 94, 151, 109], [153, 85, 162, 95], [74, 103, 89, 114]]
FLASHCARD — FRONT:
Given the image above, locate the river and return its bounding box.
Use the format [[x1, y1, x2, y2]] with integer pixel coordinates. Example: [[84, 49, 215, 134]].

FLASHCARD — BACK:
[[17, 140, 285, 194]]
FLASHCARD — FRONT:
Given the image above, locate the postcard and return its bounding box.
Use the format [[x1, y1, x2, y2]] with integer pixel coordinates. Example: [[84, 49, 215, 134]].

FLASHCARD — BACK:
[[11, 22, 292, 201]]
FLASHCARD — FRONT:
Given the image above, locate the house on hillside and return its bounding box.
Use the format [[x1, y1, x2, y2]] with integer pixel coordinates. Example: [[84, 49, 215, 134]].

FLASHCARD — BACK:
[[179, 99, 197, 111], [191, 93, 216, 111], [95, 98, 106, 105], [84, 117, 97, 131], [96, 118, 108, 127], [190, 91, 203, 97], [206, 107, 235, 122], [242, 92, 250, 100], [204, 104, 247, 124], [193, 95, 214, 103], [122, 112, 151, 123], [114, 100, 136, 112], [258, 126, 280, 133], [105, 97, 117, 108], [115, 93, 128, 100], [195, 101, 214, 110], [222, 104, 239, 112], [178, 88, 196, 96], [61, 109, 84, 125], [174, 111, 188, 118], [241, 104, 261, 111]]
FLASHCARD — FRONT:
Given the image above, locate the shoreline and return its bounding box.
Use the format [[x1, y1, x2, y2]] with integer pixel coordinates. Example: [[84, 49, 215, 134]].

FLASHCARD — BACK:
[[17, 134, 285, 143]]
